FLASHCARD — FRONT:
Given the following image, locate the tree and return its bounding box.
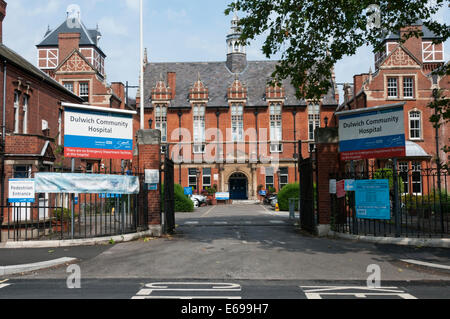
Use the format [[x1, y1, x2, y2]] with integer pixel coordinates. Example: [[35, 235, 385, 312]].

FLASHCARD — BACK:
[[225, 0, 449, 101]]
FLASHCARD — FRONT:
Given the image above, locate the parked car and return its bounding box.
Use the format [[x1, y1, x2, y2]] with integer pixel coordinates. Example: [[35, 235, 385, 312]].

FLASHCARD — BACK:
[[189, 194, 207, 207]]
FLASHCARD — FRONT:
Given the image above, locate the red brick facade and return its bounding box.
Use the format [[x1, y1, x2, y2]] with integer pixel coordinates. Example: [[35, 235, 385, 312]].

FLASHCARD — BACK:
[[339, 23, 449, 177]]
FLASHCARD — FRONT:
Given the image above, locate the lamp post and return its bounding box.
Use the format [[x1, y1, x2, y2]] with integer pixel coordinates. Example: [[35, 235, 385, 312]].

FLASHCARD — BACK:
[[196, 169, 201, 195], [433, 88, 444, 233], [139, 0, 145, 130], [178, 111, 183, 184], [292, 110, 298, 182]]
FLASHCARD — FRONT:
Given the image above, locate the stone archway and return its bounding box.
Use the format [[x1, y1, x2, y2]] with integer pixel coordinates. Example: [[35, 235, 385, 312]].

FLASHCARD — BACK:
[[228, 172, 248, 200]]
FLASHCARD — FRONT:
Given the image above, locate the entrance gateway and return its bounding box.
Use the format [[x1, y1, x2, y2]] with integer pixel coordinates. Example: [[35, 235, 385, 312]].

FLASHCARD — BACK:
[[228, 173, 248, 200]]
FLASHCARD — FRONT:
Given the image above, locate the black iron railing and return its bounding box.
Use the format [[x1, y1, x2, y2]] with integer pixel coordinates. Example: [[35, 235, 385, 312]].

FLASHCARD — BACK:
[[1, 171, 147, 241], [330, 167, 449, 238]]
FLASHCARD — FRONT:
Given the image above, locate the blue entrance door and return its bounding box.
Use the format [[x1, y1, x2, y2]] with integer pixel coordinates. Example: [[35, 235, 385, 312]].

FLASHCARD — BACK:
[[229, 173, 248, 200]]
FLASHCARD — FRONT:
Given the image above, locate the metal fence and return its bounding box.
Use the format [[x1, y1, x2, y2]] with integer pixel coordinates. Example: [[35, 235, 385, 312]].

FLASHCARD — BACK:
[[330, 167, 449, 238], [1, 171, 148, 241]]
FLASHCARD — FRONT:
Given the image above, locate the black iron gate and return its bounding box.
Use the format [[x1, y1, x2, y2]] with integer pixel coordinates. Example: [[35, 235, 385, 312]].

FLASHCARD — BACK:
[[164, 157, 175, 234], [299, 157, 316, 233]]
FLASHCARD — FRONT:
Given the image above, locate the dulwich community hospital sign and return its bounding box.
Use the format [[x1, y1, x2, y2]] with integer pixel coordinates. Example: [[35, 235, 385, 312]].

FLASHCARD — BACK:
[[336, 103, 406, 161], [62, 103, 136, 160]]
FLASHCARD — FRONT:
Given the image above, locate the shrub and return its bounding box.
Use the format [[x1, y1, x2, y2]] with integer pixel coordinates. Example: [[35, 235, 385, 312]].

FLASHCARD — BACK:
[[277, 183, 299, 211], [374, 168, 404, 194], [174, 184, 194, 212], [161, 184, 194, 212], [54, 208, 76, 221]]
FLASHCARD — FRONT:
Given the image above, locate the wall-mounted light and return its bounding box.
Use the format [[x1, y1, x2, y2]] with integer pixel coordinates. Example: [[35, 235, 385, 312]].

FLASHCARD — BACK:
[[148, 118, 153, 129], [324, 116, 329, 128]]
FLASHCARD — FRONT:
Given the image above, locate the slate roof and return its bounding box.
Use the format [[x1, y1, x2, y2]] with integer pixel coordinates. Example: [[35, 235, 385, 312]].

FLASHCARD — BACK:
[[144, 59, 338, 108], [384, 20, 442, 41], [37, 20, 105, 56], [0, 44, 82, 102]]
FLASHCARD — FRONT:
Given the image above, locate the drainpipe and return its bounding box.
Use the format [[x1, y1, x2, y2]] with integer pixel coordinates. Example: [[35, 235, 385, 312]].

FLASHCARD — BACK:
[[1, 60, 6, 232]]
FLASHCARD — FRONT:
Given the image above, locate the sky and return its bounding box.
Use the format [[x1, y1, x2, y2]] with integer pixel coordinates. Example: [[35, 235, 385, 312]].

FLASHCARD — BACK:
[[3, 0, 449, 101]]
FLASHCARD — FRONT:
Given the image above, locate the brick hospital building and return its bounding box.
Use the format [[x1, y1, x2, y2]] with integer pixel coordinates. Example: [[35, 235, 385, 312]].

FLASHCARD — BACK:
[[139, 13, 339, 200]]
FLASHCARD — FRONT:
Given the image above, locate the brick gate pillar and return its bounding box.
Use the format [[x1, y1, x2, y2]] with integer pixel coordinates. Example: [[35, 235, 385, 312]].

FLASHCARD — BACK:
[[133, 129, 162, 236], [315, 127, 340, 236]]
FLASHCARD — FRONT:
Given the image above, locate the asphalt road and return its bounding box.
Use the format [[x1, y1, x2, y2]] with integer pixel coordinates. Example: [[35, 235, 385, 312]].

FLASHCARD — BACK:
[[0, 204, 449, 300]]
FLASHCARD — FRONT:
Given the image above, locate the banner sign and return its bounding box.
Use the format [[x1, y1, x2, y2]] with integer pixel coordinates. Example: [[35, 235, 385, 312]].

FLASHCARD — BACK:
[[184, 187, 193, 196], [8, 179, 35, 203], [355, 179, 390, 220], [34, 173, 139, 194], [215, 192, 230, 200], [337, 103, 406, 161], [63, 105, 134, 160]]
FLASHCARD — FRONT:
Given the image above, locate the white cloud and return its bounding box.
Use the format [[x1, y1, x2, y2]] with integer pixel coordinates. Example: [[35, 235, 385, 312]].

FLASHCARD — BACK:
[[125, 0, 140, 12], [98, 17, 129, 36]]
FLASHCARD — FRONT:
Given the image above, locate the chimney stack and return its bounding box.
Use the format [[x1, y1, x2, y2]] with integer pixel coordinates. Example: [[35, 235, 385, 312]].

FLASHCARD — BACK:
[[167, 72, 176, 99], [58, 33, 81, 64], [0, 1, 7, 44]]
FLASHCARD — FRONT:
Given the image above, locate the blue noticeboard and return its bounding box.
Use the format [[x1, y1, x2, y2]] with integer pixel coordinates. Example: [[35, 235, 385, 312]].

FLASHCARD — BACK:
[[184, 187, 193, 196], [355, 179, 390, 220]]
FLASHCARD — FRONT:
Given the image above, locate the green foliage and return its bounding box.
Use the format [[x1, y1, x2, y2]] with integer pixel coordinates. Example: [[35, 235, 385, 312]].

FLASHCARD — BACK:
[[267, 186, 276, 194], [225, 1, 449, 102], [161, 184, 194, 213], [277, 183, 299, 211], [54, 208, 76, 221], [373, 168, 404, 194]]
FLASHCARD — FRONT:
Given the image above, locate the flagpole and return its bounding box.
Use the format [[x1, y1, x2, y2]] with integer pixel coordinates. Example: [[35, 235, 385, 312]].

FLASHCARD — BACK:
[[139, 0, 145, 129]]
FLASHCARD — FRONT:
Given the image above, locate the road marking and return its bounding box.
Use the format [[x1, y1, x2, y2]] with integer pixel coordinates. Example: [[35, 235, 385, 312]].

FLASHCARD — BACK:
[[201, 206, 216, 217], [0, 280, 10, 290], [400, 259, 450, 270], [185, 221, 199, 225], [214, 221, 228, 225], [132, 282, 241, 299], [269, 220, 285, 224], [300, 286, 417, 299]]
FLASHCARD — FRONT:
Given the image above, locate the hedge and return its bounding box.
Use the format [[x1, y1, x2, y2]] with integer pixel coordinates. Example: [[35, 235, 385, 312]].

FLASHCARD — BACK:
[[161, 184, 194, 212], [277, 183, 299, 211]]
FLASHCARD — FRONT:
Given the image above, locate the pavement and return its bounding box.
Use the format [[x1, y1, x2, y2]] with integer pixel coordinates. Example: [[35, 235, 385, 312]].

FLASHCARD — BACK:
[[0, 204, 448, 299]]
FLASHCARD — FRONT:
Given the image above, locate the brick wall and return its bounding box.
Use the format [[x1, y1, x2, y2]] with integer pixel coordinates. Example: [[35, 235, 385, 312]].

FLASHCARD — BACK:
[[315, 128, 340, 225]]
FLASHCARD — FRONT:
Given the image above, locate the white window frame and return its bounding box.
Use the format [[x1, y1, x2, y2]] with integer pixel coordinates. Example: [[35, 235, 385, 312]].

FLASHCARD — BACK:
[[193, 104, 206, 153], [387, 77, 398, 98], [270, 143, 283, 153], [79, 82, 89, 102], [188, 168, 198, 191], [63, 82, 74, 93], [409, 110, 422, 140], [231, 104, 244, 142], [155, 105, 167, 143], [265, 167, 274, 190], [22, 95, 29, 134], [403, 77, 414, 99], [202, 168, 211, 189], [14, 91, 20, 134], [270, 103, 282, 142], [279, 167, 289, 189], [308, 103, 320, 141], [411, 162, 422, 195]]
